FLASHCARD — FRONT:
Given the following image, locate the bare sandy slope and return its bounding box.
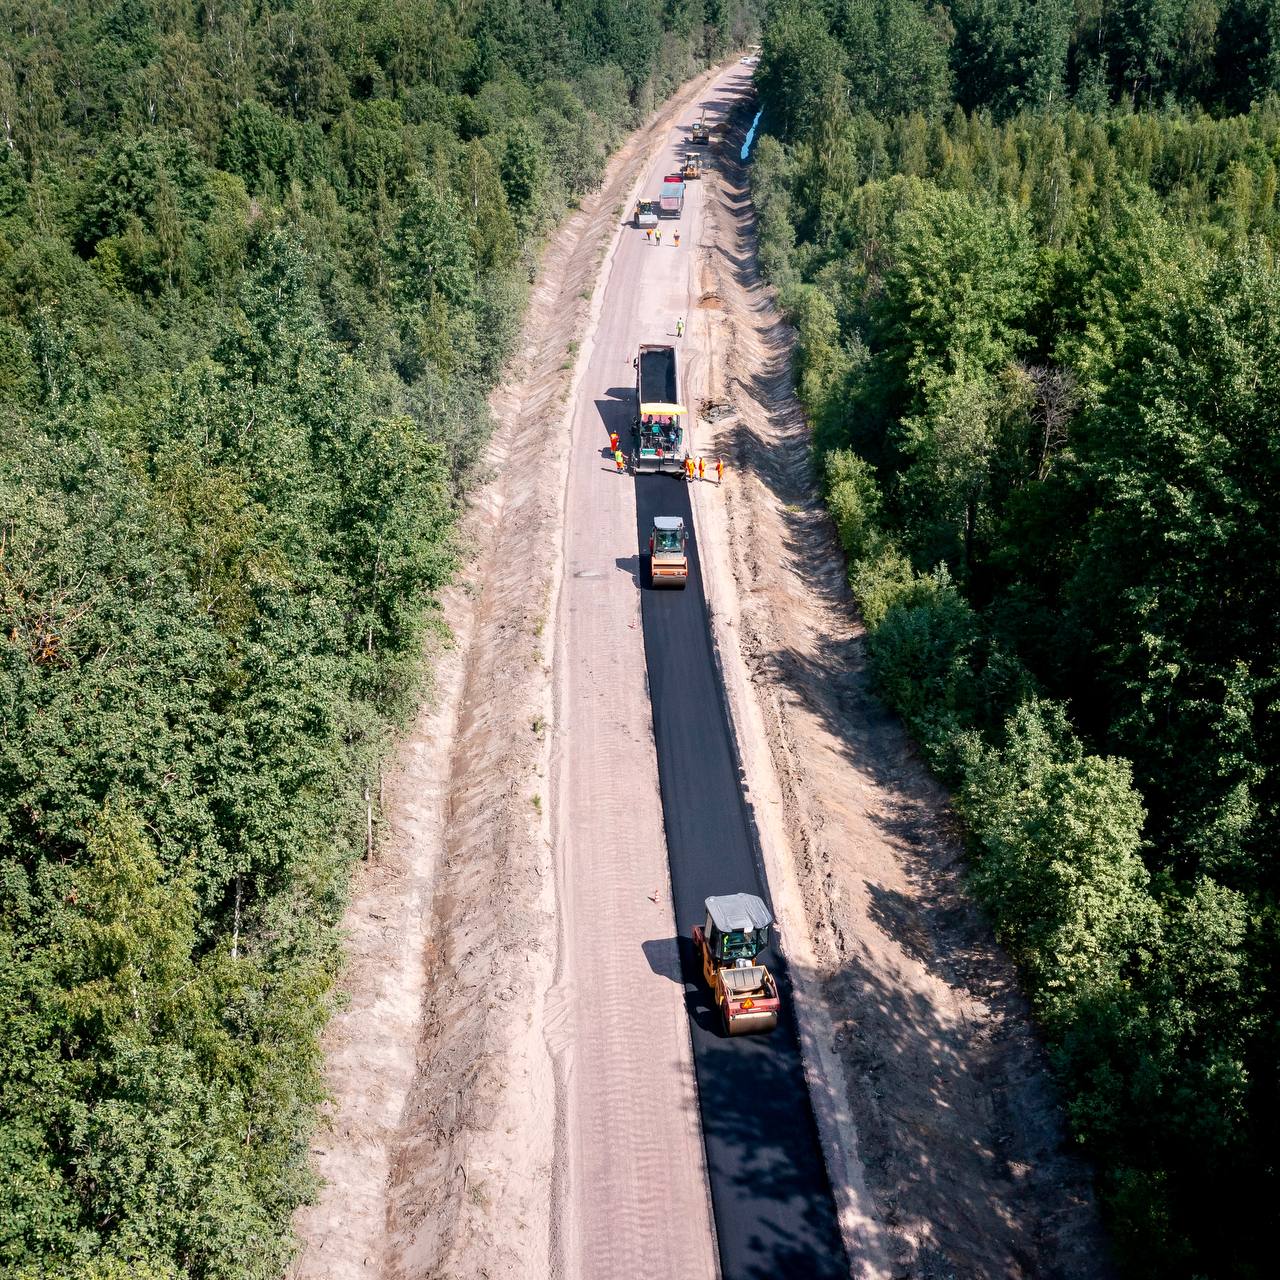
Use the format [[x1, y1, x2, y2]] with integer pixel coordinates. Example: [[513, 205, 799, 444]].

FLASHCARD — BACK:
[[686, 104, 1115, 1279], [290, 64, 731, 1280]]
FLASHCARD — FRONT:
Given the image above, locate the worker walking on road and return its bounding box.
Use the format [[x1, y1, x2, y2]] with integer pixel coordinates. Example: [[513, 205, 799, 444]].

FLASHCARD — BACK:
[[684, 455, 694, 483], [698, 456, 705, 482], [645, 226, 653, 242], [673, 230, 681, 248], [609, 430, 619, 453], [614, 449, 626, 474], [676, 316, 685, 338], [716, 457, 724, 485], [655, 228, 662, 246]]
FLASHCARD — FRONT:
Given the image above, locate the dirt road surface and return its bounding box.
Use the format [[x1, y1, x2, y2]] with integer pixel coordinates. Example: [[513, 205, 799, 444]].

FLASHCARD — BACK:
[[551, 62, 857, 1279]]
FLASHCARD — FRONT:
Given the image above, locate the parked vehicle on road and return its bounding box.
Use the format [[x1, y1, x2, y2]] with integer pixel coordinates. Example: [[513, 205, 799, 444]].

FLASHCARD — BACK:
[[659, 174, 685, 217]]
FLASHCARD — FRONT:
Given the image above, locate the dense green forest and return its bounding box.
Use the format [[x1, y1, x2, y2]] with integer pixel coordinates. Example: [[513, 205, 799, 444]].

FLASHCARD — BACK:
[[0, 2, 756, 1275], [755, 1, 1279, 1275]]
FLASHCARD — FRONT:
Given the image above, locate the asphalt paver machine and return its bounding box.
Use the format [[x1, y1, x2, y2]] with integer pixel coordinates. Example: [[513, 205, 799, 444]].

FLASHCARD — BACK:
[[632, 344, 687, 475], [693, 893, 781, 1036]]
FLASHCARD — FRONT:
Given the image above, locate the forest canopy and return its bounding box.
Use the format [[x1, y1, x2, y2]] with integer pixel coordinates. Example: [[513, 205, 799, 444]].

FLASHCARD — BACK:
[[755, 1, 1280, 1276], [0, 2, 757, 1275]]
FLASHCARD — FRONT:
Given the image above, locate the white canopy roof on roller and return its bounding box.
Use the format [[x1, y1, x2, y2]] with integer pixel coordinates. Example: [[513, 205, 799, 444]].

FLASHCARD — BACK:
[[705, 893, 773, 933]]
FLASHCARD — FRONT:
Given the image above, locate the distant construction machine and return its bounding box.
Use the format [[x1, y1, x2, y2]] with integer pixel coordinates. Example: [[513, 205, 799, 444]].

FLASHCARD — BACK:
[[681, 153, 702, 180], [648, 516, 688, 588], [632, 344, 687, 475], [691, 109, 710, 144], [633, 198, 658, 228], [693, 894, 781, 1036]]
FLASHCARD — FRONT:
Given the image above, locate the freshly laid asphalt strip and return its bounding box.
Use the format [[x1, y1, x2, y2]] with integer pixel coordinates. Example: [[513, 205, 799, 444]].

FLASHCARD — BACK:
[[630, 464, 849, 1280]]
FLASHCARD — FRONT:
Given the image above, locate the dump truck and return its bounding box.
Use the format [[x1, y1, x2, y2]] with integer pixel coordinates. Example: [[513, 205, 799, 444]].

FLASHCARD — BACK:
[[632, 344, 687, 475], [648, 516, 688, 588], [693, 893, 781, 1036], [633, 198, 658, 229], [681, 153, 702, 181], [691, 109, 710, 144], [658, 174, 685, 218]]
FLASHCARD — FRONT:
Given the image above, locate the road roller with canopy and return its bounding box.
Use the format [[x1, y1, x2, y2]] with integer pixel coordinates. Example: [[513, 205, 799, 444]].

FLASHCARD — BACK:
[[693, 893, 781, 1036], [648, 515, 688, 588]]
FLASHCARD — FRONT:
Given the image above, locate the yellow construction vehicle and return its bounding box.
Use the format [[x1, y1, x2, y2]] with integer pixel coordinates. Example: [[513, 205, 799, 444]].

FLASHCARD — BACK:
[[632, 344, 687, 475], [648, 516, 688, 589], [691, 109, 710, 145], [693, 894, 781, 1036], [681, 153, 702, 180]]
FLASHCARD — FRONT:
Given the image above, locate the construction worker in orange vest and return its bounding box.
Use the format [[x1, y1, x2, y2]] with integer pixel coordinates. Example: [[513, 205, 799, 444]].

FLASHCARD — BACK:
[[615, 449, 626, 473], [697, 456, 705, 482], [674, 230, 681, 248], [716, 457, 724, 485], [684, 455, 694, 482], [609, 430, 619, 454]]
